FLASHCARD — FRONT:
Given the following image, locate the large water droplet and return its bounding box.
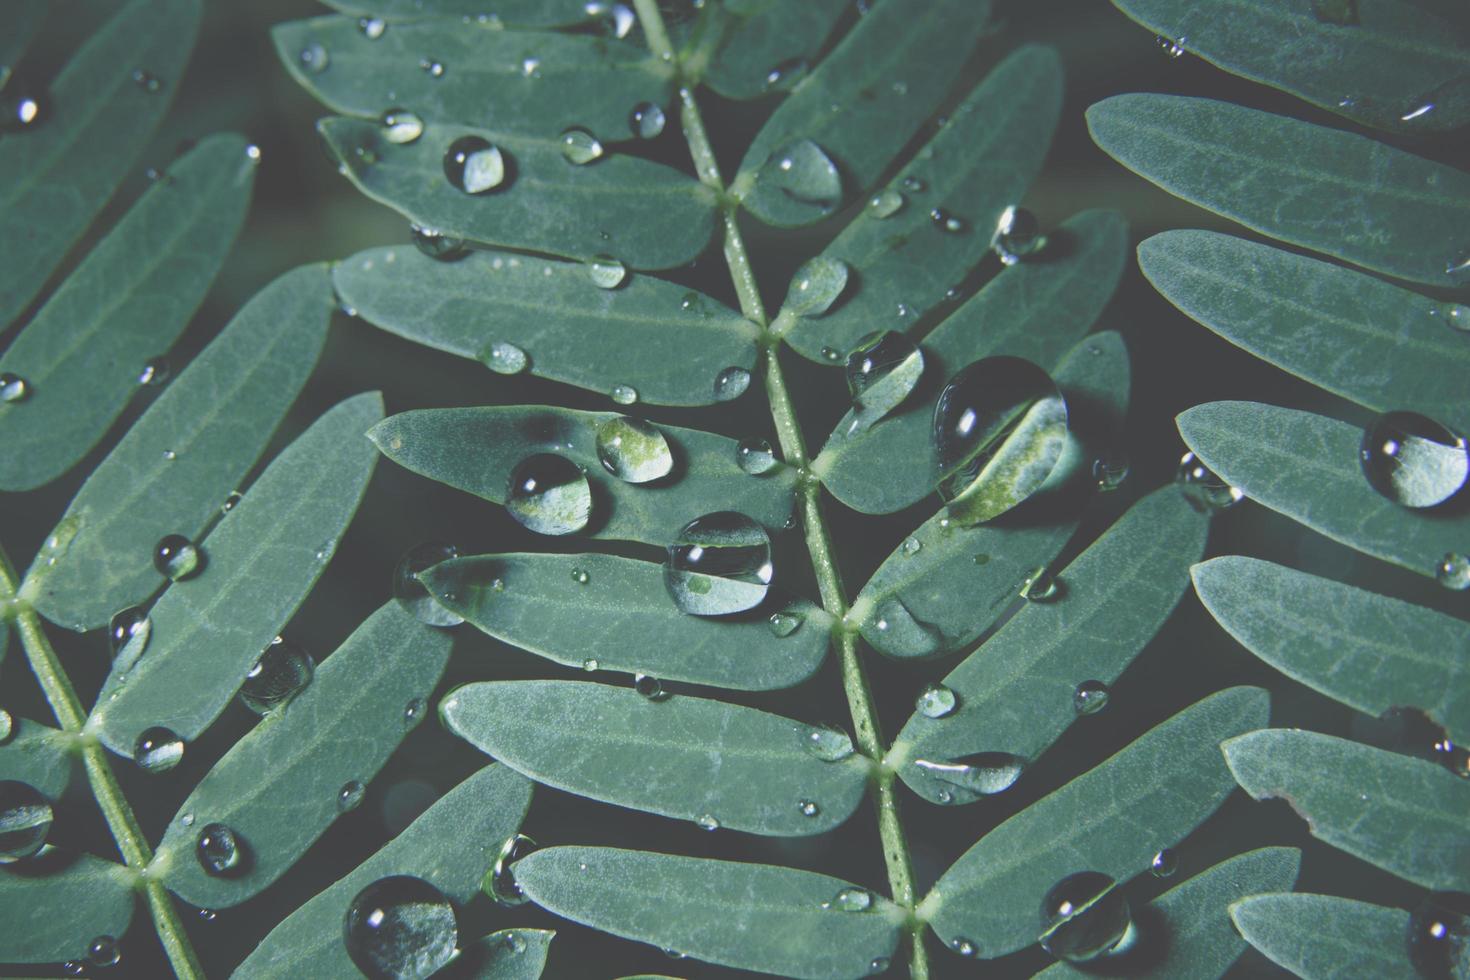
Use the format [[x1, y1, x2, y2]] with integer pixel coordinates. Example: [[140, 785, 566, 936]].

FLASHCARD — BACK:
[[338, 780, 366, 813], [506, 454, 593, 536], [240, 638, 314, 715], [596, 416, 673, 484], [133, 727, 184, 774], [410, 225, 468, 262], [629, 101, 666, 139], [1, 373, 32, 403], [481, 340, 528, 375], [868, 188, 904, 218], [827, 887, 874, 913], [915, 754, 1025, 802], [758, 139, 842, 218], [344, 875, 458, 980], [108, 606, 151, 671], [196, 822, 246, 877], [87, 935, 120, 968], [737, 437, 778, 475], [1439, 553, 1470, 591], [846, 331, 923, 433], [394, 542, 465, 627], [713, 367, 751, 402], [153, 535, 202, 582], [805, 725, 855, 762], [1177, 452, 1243, 512], [1310, 0, 1359, 25], [0, 780, 52, 863], [916, 682, 957, 719], [299, 42, 330, 74], [785, 256, 849, 317], [1073, 680, 1110, 716], [992, 206, 1045, 265], [1407, 892, 1470, 979], [587, 254, 627, 289], [381, 109, 424, 145], [559, 127, 604, 165], [487, 833, 537, 907], [664, 512, 773, 616], [443, 136, 506, 194], [1040, 871, 1132, 963], [1360, 411, 1468, 508]]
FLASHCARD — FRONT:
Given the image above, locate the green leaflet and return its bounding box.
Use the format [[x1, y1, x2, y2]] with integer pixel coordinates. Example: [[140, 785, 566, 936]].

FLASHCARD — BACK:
[[700, 0, 848, 100], [1230, 893, 1416, 980], [0, 0, 46, 92], [274, 16, 672, 141], [442, 680, 871, 836], [1138, 231, 1470, 434], [918, 687, 1269, 958], [1034, 847, 1302, 980], [319, 0, 596, 24], [420, 553, 832, 691], [1177, 401, 1470, 581], [317, 116, 717, 270], [333, 247, 759, 407], [369, 407, 797, 544], [0, 0, 200, 331], [1110, 0, 1470, 132], [1086, 95, 1470, 288], [0, 134, 257, 492], [87, 393, 382, 758], [0, 852, 135, 964], [0, 718, 75, 801], [813, 210, 1128, 514], [888, 487, 1209, 803], [1193, 556, 1470, 743], [1224, 729, 1470, 891], [450, 929, 555, 980], [233, 764, 533, 978], [22, 264, 333, 631], [151, 603, 450, 909], [732, 0, 992, 227], [515, 846, 904, 979], [775, 45, 1063, 363]]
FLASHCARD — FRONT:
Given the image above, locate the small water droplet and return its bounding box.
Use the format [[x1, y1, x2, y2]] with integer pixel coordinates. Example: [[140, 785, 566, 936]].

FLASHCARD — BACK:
[[608, 383, 639, 406], [486, 834, 537, 906], [137, 357, 170, 387], [806, 725, 854, 762], [420, 58, 446, 77], [443, 136, 506, 194], [846, 330, 923, 433], [196, 823, 246, 876], [506, 454, 593, 536], [696, 813, 720, 831], [582, 657, 599, 671], [900, 536, 922, 556], [587, 254, 627, 289], [827, 887, 873, 913], [1021, 566, 1059, 602], [476, 340, 528, 376], [1177, 451, 1244, 512], [868, 188, 904, 218], [1359, 411, 1467, 509], [1434, 303, 1470, 333], [901, 175, 926, 193], [571, 567, 590, 585], [300, 42, 330, 73], [1, 87, 45, 131], [179, 812, 195, 828], [133, 727, 184, 774], [869, 596, 943, 657], [153, 535, 202, 581], [1092, 452, 1129, 492], [219, 491, 243, 515], [131, 68, 162, 93], [240, 638, 314, 715], [992, 205, 1045, 265], [916, 683, 958, 719], [162, 448, 177, 461], [344, 876, 458, 979], [1073, 680, 1110, 716], [664, 512, 773, 616], [1448, 251, 1470, 282], [1, 373, 31, 403], [1150, 848, 1178, 877], [0, 780, 52, 863], [337, 780, 365, 813], [596, 416, 673, 484], [107, 606, 151, 670], [358, 15, 387, 38], [869, 955, 891, 974], [381, 109, 424, 145], [634, 673, 667, 700], [1156, 34, 1187, 58], [1040, 871, 1133, 963], [757, 138, 842, 218], [629, 101, 666, 139], [798, 798, 820, 817], [87, 935, 120, 968], [403, 697, 426, 729], [520, 55, 542, 79], [768, 609, 803, 637], [916, 754, 1025, 801], [820, 346, 842, 362], [393, 542, 465, 626], [737, 437, 778, 475], [785, 256, 849, 317], [950, 937, 978, 957], [1407, 892, 1470, 979], [713, 366, 751, 402], [410, 225, 468, 261], [1438, 553, 1470, 591], [558, 126, 604, 165], [930, 208, 965, 233]]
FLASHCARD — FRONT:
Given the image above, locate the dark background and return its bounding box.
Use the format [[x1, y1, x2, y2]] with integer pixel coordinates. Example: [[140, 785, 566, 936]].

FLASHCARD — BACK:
[[3, 0, 1467, 977]]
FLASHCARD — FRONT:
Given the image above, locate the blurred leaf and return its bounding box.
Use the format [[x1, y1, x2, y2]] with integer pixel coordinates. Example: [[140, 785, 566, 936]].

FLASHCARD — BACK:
[[0, 0, 200, 330], [442, 680, 870, 836], [890, 487, 1208, 803], [1110, 0, 1470, 132], [1224, 729, 1470, 891], [0, 852, 135, 964], [733, 0, 992, 226], [0, 134, 256, 492], [1176, 401, 1470, 581], [23, 265, 333, 631], [516, 846, 904, 979], [919, 687, 1269, 958], [319, 0, 599, 25], [421, 553, 832, 691], [152, 603, 450, 909], [1193, 556, 1470, 743], [88, 393, 383, 758], [1087, 95, 1470, 288], [1230, 893, 1416, 980], [333, 247, 758, 407], [0, 718, 75, 801], [700, 0, 848, 100], [813, 210, 1128, 514], [369, 407, 797, 544], [449, 929, 555, 980], [1139, 231, 1470, 434], [1034, 847, 1302, 979], [318, 117, 716, 270], [776, 45, 1063, 363], [0, 0, 46, 91], [234, 764, 534, 978]]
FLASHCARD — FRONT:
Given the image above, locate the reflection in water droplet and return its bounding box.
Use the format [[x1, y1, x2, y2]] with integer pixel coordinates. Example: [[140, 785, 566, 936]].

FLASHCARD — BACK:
[[133, 727, 185, 774], [2, 87, 45, 131], [1040, 871, 1132, 963], [481, 340, 528, 375], [570, 567, 590, 585], [916, 683, 957, 719], [696, 813, 720, 831], [108, 606, 152, 670], [915, 754, 1025, 802], [137, 358, 170, 387], [1176, 451, 1243, 512], [1435, 303, 1470, 333], [393, 542, 465, 627], [713, 366, 751, 402], [0, 780, 52, 863], [381, 109, 424, 145], [785, 256, 849, 317], [0, 711, 12, 745], [153, 535, 202, 581], [869, 955, 891, 974], [1156, 34, 1187, 58], [806, 725, 855, 762], [757, 138, 842, 218], [596, 416, 673, 484], [196, 823, 246, 877], [992, 205, 1045, 265], [443, 136, 506, 194], [1360, 411, 1468, 509], [358, 16, 387, 38], [826, 887, 873, 913], [410, 225, 468, 262], [488, 834, 537, 906], [506, 454, 593, 536], [587, 254, 627, 289], [868, 188, 904, 218], [950, 937, 978, 957], [87, 935, 120, 968], [1407, 892, 1470, 979], [1, 373, 31, 403], [665, 512, 773, 616], [609, 384, 639, 406], [1021, 566, 1058, 602], [404, 697, 426, 729], [344, 875, 458, 979], [764, 58, 809, 92], [798, 799, 820, 817], [1150, 848, 1178, 877], [1093, 452, 1129, 492], [629, 101, 666, 139], [768, 609, 803, 637], [558, 127, 604, 164], [1073, 680, 1110, 716], [737, 438, 778, 475], [1438, 553, 1470, 591], [338, 780, 366, 813], [300, 42, 330, 74], [846, 330, 923, 433], [634, 673, 667, 701], [240, 638, 314, 714]]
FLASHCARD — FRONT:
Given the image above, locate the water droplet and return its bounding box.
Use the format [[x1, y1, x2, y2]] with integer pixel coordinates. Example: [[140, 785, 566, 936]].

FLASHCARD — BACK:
[[1, 373, 31, 403], [1, 87, 44, 131], [696, 813, 720, 831], [87, 935, 120, 968], [758, 139, 842, 218], [916, 754, 1025, 802], [344, 875, 458, 979], [240, 638, 314, 715], [609, 383, 639, 406], [519, 56, 542, 79], [1438, 553, 1470, 591], [1434, 303, 1470, 333], [930, 208, 965, 233], [0, 780, 52, 863], [0, 710, 11, 745], [338, 780, 366, 813], [132, 68, 162, 93], [394, 542, 465, 627], [300, 42, 330, 74], [798, 799, 820, 817], [603, 3, 636, 38], [768, 609, 803, 637], [1150, 848, 1178, 877], [846, 330, 923, 433], [107, 606, 151, 670], [558, 127, 604, 165], [358, 15, 387, 38], [136, 357, 170, 387], [1156, 34, 1187, 58], [869, 955, 891, 973], [1177, 451, 1243, 512], [634, 673, 667, 700], [153, 535, 202, 581], [827, 887, 873, 913], [916, 683, 958, 719], [820, 346, 842, 362], [1092, 452, 1129, 492], [133, 727, 184, 773], [63, 961, 83, 977], [596, 416, 673, 484], [737, 437, 778, 475], [179, 812, 195, 828], [196, 822, 246, 877], [506, 454, 593, 536], [381, 109, 424, 145], [1073, 680, 1110, 716], [486, 834, 537, 906], [587, 254, 627, 289], [868, 188, 904, 218], [582, 657, 599, 671], [950, 937, 978, 957], [1021, 566, 1059, 602], [443, 136, 506, 194], [992, 205, 1045, 265], [764, 57, 809, 91], [629, 101, 666, 139], [410, 225, 468, 261], [711, 366, 751, 403], [403, 699, 427, 732], [1310, 0, 1359, 25], [785, 256, 849, 318], [219, 490, 243, 515], [1040, 871, 1132, 963], [481, 340, 528, 375], [806, 725, 854, 762], [1407, 892, 1470, 979], [1360, 411, 1467, 509], [570, 567, 590, 585], [664, 512, 773, 616], [420, 58, 446, 77], [901, 536, 922, 556], [198, 909, 217, 922], [901, 175, 926, 193]]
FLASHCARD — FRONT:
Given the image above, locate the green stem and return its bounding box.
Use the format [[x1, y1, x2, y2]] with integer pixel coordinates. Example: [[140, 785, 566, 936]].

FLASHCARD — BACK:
[[632, 4, 927, 975], [0, 544, 206, 980]]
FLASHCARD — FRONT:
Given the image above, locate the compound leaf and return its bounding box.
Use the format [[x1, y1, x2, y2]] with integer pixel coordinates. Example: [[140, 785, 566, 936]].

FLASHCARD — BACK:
[[1230, 893, 1416, 980]]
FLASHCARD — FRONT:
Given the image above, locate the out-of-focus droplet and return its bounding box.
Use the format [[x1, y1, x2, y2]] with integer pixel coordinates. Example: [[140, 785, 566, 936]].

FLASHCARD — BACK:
[[1, 373, 31, 403], [240, 638, 314, 715]]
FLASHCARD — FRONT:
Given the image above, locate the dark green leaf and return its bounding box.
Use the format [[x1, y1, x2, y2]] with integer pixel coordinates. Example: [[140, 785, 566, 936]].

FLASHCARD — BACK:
[[333, 247, 758, 407], [1176, 401, 1470, 581], [369, 407, 797, 544], [516, 846, 904, 979], [317, 116, 717, 270], [0, 718, 76, 801], [0, 852, 135, 964], [1138, 231, 1470, 434], [1230, 893, 1416, 980], [234, 764, 533, 978], [732, 0, 993, 227], [1087, 95, 1470, 287], [1193, 556, 1470, 743], [152, 603, 450, 909], [88, 393, 383, 758], [0, 0, 201, 330], [890, 487, 1209, 803], [700, 0, 848, 101], [919, 687, 1269, 958], [0, 134, 257, 491], [421, 553, 832, 691], [0, 0, 46, 92], [22, 264, 333, 631], [442, 680, 871, 836], [449, 929, 555, 980], [1224, 728, 1470, 891], [319, 0, 598, 26]]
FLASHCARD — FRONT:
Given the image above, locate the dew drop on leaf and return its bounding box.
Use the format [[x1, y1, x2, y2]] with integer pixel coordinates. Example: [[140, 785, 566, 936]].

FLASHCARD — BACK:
[[1149, 848, 1178, 877], [582, 657, 599, 671], [915, 753, 1025, 801], [570, 567, 590, 585], [357, 16, 387, 38], [393, 542, 465, 627], [107, 606, 151, 670], [991, 205, 1045, 265], [481, 340, 528, 375], [846, 330, 923, 433], [299, 42, 329, 74], [409, 225, 468, 262], [949, 937, 978, 957], [133, 727, 184, 774], [137, 357, 170, 387], [131, 68, 162, 92], [196, 822, 246, 877], [586, 254, 627, 289], [420, 58, 445, 78], [1359, 411, 1468, 509], [901, 536, 921, 556], [596, 416, 672, 484], [1, 372, 31, 403], [869, 596, 942, 657], [487, 834, 538, 906], [763, 58, 809, 92], [87, 935, 120, 968], [827, 887, 874, 913], [0, 780, 52, 863], [1073, 680, 1110, 716], [1438, 553, 1470, 591], [930, 208, 965, 233], [696, 813, 720, 831], [768, 609, 803, 637], [338, 780, 366, 813], [664, 511, 773, 616], [915, 682, 957, 719], [757, 138, 842, 218], [798, 798, 820, 817], [713, 367, 752, 403], [558, 127, 604, 165], [1093, 452, 1129, 492], [240, 637, 314, 715], [609, 383, 639, 406], [443, 136, 506, 195], [901, 175, 926, 193], [628, 101, 666, 139], [153, 535, 202, 581], [505, 454, 593, 536], [868, 188, 904, 218], [381, 109, 424, 145], [343, 875, 458, 980], [1039, 870, 1133, 964], [1021, 566, 1059, 602], [805, 725, 854, 762], [634, 673, 667, 700], [1, 88, 45, 131], [868, 956, 891, 974], [1176, 451, 1244, 512], [737, 437, 778, 475], [786, 256, 849, 317]]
